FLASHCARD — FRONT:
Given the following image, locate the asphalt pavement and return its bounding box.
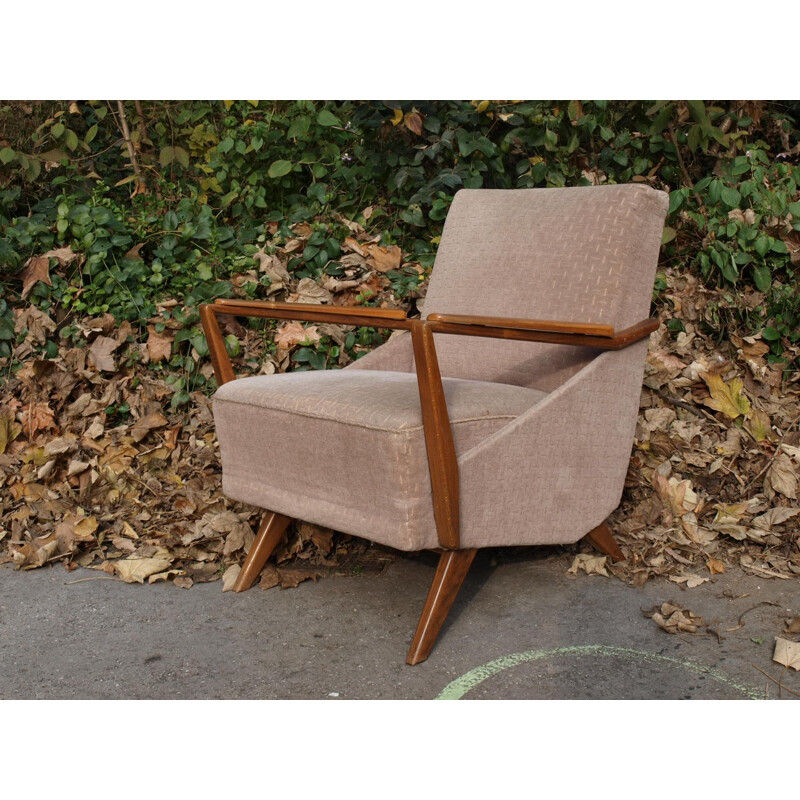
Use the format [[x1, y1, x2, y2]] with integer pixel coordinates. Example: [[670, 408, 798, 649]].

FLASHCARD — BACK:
[[1, 549, 798, 699]]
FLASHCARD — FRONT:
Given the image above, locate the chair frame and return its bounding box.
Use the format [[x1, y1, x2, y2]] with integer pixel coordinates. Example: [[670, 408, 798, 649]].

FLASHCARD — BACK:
[[201, 298, 656, 664]]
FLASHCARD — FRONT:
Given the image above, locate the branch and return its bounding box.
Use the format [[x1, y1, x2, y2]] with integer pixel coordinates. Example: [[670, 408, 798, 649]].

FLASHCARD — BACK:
[[116, 101, 146, 195]]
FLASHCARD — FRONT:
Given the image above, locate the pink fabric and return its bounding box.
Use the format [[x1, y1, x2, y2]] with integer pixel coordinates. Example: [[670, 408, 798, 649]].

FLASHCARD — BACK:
[[214, 370, 545, 550], [212, 185, 669, 550]]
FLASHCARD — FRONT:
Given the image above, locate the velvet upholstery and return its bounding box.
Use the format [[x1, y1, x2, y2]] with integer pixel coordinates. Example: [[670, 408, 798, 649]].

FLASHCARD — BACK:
[[212, 184, 668, 550]]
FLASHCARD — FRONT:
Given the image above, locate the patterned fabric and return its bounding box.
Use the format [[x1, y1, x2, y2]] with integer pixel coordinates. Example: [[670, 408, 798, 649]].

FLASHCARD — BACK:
[[214, 371, 545, 550], [212, 184, 668, 549]]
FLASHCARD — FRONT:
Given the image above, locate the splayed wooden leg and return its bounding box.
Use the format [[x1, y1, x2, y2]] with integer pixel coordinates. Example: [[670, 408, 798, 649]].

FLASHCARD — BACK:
[[584, 521, 625, 563], [406, 548, 477, 666], [233, 511, 292, 592]]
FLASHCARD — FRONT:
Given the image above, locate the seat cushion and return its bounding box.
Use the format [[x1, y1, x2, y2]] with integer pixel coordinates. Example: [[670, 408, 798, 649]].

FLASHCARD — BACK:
[[212, 370, 545, 551]]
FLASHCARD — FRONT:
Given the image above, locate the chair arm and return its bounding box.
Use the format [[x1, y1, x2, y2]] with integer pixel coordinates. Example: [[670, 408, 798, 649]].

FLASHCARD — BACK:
[[425, 313, 658, 350], [408, 312, 660, 552], [200, 300, 411, 386]]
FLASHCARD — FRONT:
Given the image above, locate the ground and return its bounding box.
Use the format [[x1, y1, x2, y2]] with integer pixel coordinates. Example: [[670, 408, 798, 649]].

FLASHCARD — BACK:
[[2, 549, 797, 700]]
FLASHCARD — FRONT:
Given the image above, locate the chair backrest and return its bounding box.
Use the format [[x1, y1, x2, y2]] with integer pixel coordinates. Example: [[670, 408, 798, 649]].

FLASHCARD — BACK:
[[422, 185, 669, 392]]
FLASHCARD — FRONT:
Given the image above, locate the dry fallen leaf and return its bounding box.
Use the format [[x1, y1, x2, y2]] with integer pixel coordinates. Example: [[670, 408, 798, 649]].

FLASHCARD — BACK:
[[221, 564, 241, 592], [88, 336, 119, 372], [404, 111, 424, 136], [0, 414, 22, 454], [296, 278, 332, 305], [148, 569, 184, 584], [744, 409, 772, 442], [668, 574, 708, 588], [752, 507, 800, 532], [259, 563, 280, 590], [146, 326, 173, 362], [19, 401, 57, 439], [568, 553, 608, 576], [114, 556, 173, 583], [130, 412, 168, 443], [765, 453, 798, 499], [41, 245, 81, 267], [773, 638, 800, 671], [364, 243, 402, 273], [274, 321, 321, 350], [653, 474, 697, 516], [20, 256, 53, 299], [647, 602, 705, 634], [701, 372, 751, 419], [783, 618, 800, 635]]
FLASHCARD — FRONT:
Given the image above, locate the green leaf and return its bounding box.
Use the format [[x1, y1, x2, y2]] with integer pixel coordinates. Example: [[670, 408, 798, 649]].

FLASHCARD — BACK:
[[220, 191, 238, 207], [752, 265, 771, 293], [160, 146, 175, 167], [85, 124, 98, 145], [661, 226, 677, 244], [25, 158, 41, 181], [762, 327, 781, 341], [687, 124, 702, 153], [173, 146, 189, 168], [114, 174, 139, 187], [64, 129, 79, 151], [721, 187, 741, 208], [668, 190, 684, 214], [316, 109, 340, 127], [39, 149, 68, 163], [268, 159, 293, 178], [686, 100, 710, 128], [0, 147, 15, 165], [51, 122, 65, 139], [786, 202, 800, 216], [287, 115, 311, 140], [754, 236, 771, 256], [719, 253, 738, 282]]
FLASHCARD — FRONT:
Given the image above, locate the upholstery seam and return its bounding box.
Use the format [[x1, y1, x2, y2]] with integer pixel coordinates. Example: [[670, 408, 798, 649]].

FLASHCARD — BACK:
[[214, 397, 523, 433]]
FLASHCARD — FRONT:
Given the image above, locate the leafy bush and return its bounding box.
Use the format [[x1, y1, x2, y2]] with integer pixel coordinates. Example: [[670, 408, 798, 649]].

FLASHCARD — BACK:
[[2, 100, 800, 373]]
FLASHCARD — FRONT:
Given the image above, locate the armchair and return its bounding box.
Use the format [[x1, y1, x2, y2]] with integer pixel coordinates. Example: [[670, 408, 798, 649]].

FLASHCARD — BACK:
[[201, 184, 669, 664]]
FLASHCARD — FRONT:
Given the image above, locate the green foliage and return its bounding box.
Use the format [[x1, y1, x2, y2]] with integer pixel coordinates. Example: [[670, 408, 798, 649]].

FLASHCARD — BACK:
[[2, 100, 800, 373]]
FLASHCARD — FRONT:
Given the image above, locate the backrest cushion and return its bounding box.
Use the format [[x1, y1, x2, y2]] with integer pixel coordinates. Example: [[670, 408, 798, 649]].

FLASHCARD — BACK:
[[422, 185, 669, 391]]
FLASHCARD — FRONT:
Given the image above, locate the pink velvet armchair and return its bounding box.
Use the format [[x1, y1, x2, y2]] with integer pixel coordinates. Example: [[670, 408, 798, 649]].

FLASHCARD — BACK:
[[200, 184, 669, 664]]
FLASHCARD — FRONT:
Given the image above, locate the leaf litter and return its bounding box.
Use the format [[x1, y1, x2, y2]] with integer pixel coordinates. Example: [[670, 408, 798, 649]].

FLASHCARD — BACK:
[[1, 231, 799, 597]]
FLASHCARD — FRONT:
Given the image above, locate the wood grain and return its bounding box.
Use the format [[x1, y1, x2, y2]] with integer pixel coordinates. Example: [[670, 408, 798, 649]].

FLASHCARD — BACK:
[[200, 303, 236, 386], [426, 316, 658, 350], [427, 312, 615, 338], [411, 320, 460, 550], [406, 548, 477, 665], [584, 521, 625, 563], [233, 511, 293, 592]]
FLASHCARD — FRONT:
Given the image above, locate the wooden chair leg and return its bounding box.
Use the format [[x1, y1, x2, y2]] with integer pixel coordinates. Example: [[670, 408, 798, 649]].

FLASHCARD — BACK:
[[584, 521, 625, 563], [233, 511, 292, 592], [406, 548, 477, 666]]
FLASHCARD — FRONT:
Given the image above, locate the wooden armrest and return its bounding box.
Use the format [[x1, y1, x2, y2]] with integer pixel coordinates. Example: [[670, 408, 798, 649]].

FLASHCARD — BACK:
[[425, 313, 658, 350], [200, 300, 411, 386], [426, 313, 615, 338], [214, 299, 408, 322]]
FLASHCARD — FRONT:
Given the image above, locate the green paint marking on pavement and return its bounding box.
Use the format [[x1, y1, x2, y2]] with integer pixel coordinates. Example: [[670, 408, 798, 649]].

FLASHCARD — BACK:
[[436, 645, 763, 700]]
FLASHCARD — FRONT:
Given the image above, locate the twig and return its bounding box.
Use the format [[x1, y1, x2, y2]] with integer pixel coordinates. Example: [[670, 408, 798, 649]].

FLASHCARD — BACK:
[[116, 101, 146, 194], [726, 600, 780, 632], [655, 388, 728, 431], [751, 663, 800, 698], [65, 576, 119, 584], [654, 388, 704, 418], [668, 122, 708, 217]]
